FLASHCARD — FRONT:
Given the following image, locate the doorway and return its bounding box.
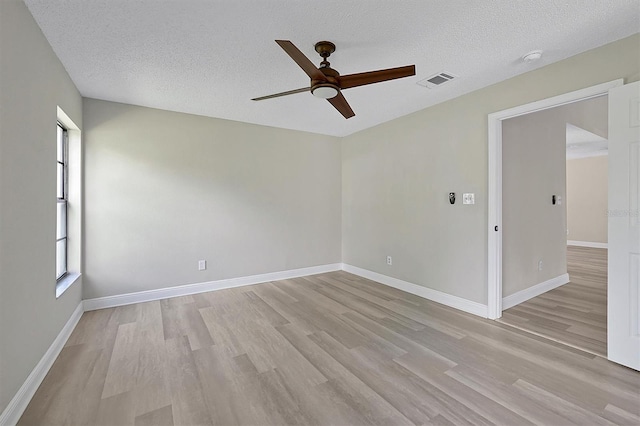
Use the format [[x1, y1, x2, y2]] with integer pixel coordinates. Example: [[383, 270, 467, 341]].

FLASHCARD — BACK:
[[489, 79, 640, 370], [485, 81, 623, 354], [487, 80, 622, 319], [495, 97, 609, 356]]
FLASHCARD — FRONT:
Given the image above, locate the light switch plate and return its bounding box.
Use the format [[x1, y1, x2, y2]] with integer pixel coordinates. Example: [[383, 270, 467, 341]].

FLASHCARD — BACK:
[[463, 193, 475, 205]]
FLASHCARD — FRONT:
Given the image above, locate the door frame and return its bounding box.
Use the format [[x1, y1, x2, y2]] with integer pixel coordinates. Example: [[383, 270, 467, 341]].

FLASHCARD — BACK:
[[487, 79, 623, 320]]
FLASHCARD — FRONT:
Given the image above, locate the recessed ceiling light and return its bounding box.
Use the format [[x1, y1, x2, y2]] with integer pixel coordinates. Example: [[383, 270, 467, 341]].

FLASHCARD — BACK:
[[522, 50, 543, 64]]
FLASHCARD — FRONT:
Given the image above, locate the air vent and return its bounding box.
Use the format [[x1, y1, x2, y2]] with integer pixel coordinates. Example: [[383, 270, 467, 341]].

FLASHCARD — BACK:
[[417, 72, 457, 89]]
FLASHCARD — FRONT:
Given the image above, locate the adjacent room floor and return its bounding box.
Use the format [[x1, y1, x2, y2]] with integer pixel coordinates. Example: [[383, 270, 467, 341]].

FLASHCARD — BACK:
[[20, 269, 637, 425], [500, 246, 607, 357]]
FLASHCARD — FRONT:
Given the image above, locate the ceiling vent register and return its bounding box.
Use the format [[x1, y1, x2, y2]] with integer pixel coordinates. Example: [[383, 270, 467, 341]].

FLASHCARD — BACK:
[[417, 72, 457, 89]]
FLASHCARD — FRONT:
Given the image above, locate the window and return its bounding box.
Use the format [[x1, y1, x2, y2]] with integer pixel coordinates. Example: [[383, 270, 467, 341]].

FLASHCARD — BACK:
[[55, 107, 81, 298], [56, 123, 68, 280]]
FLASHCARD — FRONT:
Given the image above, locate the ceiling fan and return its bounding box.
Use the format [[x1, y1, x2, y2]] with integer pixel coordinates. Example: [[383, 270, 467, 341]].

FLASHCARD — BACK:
[[252, 40, 416, 119]]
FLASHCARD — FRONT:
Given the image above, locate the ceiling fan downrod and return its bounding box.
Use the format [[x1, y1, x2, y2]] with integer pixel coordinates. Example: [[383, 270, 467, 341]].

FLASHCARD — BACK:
[[315, 41, 335, 68]]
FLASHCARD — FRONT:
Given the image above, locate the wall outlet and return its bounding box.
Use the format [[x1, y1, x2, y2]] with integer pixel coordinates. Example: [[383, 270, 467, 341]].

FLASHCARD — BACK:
[[463, 193, 475, 205], [198, 260, 206, 271], [538, 260, 543, 271], [386, 256, 393, 265]]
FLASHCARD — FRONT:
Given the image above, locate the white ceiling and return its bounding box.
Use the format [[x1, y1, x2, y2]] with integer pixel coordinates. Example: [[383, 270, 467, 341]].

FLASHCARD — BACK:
[[566, 123, 608, 160], [25, 0, 640, 137]]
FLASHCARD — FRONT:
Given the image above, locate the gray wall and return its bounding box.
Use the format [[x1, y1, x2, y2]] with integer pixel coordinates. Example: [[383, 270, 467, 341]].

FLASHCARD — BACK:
[[0, 0, 83, 414], [502, 96, 607, 296], [567, 155, 609, 244], [342, 34, 639, 305], [83, 99, 342, 299]]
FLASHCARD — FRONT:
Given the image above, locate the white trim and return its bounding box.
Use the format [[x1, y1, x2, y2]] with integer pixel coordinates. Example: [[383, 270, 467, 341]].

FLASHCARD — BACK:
[[56, 106, 80, 131], [83, 263, 343, 311], [342, 264, 488, 318], [487, 79, 623, 320], [489, 80, 622, 122], [487, 111, 503, 319], [0, 302, 83, 426], [567, 240, 608, 249], [0, 263, 489, 424], [502, 273, 570, 310], [55, 273, 81, 299]]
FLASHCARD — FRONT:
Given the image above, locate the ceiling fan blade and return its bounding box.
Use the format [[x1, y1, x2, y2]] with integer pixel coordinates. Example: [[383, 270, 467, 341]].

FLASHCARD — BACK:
[[275, 40, 326, 81], [327, 92, 355, 119], [252, 87, 310, 101], [340, 65, 416, 90]]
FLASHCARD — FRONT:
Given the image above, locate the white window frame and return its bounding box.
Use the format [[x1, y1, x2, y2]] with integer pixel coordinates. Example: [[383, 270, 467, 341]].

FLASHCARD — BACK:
[[55, 106, 82, 298], [56, 122, 69, 281]]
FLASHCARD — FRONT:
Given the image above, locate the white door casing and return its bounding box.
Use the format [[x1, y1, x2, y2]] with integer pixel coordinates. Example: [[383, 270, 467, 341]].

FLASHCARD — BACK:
[[487, 80, 623, 320], [608, 81, 640, 371]]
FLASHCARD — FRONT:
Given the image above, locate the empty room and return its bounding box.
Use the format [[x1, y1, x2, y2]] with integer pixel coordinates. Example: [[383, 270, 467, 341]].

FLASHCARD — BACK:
[[1, 1, 639, 425]]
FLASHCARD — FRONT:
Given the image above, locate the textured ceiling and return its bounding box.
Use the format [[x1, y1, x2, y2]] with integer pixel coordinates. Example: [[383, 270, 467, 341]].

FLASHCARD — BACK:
[[25, 0, 640, 137]]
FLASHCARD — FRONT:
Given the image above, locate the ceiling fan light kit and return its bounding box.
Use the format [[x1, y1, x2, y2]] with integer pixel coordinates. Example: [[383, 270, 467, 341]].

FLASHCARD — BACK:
[[252, 40, 416, 119], [312, 84, 339, 99]]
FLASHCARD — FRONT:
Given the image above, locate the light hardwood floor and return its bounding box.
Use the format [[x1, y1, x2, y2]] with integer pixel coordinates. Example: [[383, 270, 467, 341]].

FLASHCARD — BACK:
[[20, 270, 638, 425], [500, 246, 608, 357]]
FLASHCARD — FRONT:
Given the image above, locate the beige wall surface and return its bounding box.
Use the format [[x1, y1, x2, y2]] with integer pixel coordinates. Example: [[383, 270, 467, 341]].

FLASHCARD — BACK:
[[83, 99, 342, 299], [0, 0, 83, 414], [342, 34, 639, 305], [1, 5, 637, 415], [567, 155, 609, 244], [502, 96, 607, 297]]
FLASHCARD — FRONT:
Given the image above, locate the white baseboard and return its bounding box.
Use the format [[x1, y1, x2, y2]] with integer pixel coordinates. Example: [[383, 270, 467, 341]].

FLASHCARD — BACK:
[[83, 263, 343, 311], [502, 273, 570, 310], [0, 302, 84, 426], [342, 264, 488, 318], [2, 261, 489, 424], [567, 240, 608, 249]]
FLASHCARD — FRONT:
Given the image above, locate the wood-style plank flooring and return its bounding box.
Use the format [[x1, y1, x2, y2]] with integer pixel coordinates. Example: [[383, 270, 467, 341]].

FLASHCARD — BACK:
[[500, 246, 607, 357], [20, 270, 639, 425]]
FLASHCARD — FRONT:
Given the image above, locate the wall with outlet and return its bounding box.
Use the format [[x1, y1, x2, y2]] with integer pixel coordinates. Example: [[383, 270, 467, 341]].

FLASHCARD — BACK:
[[0, 0, 84, 414], [342, 34, 638, 305], [502, 95, 607, 297], [83, 99, 342, 299], [83, 35, 637, 305]]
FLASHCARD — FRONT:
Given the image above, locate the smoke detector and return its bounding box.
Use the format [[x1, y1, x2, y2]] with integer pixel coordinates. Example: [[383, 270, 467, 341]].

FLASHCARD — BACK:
[[522, 50, 543, 64]]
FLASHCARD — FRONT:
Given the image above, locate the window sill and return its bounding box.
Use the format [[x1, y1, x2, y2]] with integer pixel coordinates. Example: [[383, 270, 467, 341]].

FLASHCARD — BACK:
[[56, 273, 81, 299]]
